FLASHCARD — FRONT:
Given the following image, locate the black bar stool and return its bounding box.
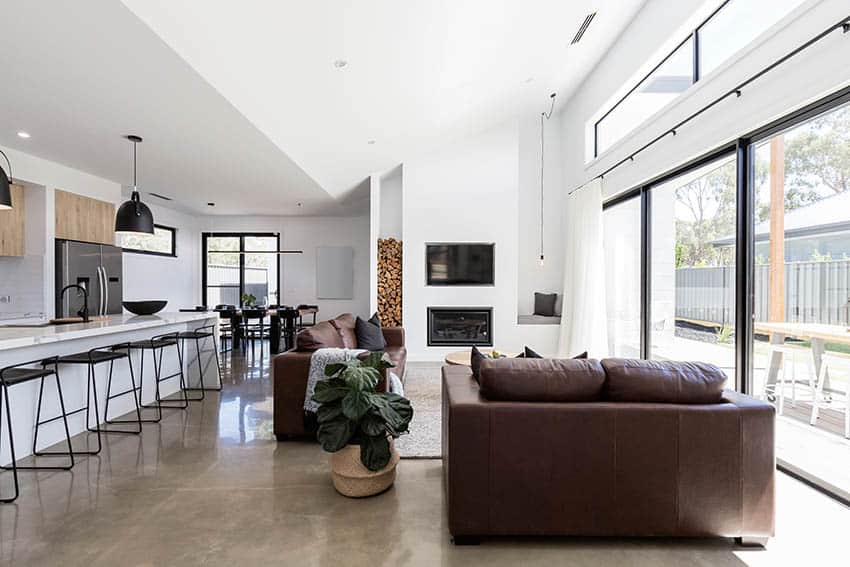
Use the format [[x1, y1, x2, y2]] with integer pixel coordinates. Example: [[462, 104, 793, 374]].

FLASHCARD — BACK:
[[128, 332, 189, 419], [0, 357, 75, 503], [178, 324, 222, 400], [39, 344, 138, 458]]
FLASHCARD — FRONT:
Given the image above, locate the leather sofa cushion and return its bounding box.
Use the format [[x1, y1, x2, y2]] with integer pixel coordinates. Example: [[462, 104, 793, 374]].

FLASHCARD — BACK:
[[330, 313, 358, 349], [601, 358, 727, 404], [296, 321, 344, 351], [479, 358, 605, 402]]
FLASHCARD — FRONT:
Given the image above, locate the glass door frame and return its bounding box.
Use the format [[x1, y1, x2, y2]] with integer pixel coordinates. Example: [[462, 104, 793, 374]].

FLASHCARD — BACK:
[[201, 232, 281, 308], [601, 82, 850, 504]]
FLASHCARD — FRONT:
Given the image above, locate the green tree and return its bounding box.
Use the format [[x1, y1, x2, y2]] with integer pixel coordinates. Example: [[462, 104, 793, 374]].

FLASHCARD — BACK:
[[785, 106, 850, 201]]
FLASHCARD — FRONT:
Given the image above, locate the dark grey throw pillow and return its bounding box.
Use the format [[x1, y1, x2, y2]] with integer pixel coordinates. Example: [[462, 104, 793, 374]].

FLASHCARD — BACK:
[[355, 313, 386, 351], [470, 345, 486, 383], [534, 292, 557, 317], [516, 346, 543, 358], [572, 351, 588, 359]]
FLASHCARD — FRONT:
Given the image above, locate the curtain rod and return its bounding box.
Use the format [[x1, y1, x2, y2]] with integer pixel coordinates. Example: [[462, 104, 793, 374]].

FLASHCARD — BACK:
[[568, 14, 850, 197]]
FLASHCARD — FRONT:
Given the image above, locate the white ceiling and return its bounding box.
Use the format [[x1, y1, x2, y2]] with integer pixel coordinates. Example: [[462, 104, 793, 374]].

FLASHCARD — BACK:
[[0, 0, 645, 216]]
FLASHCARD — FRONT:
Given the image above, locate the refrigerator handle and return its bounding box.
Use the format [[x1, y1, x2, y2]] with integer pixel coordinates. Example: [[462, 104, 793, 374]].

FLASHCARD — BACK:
[[102, 265, 109, 316], [97, 266, 105, 317]]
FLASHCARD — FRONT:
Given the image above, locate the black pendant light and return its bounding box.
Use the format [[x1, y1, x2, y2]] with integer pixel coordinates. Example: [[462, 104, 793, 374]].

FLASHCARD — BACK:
[[115, 135, 154, 235], [0, 149, 13, 210]]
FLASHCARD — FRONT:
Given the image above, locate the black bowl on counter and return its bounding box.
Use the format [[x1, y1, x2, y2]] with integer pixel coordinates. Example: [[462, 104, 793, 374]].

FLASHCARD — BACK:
[[122, 300, 167, 316]]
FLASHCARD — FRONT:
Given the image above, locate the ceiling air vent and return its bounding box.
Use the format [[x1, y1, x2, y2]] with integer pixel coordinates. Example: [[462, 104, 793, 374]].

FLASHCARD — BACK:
[[149, 192, 172, 201], [571, 12, 596, 45]]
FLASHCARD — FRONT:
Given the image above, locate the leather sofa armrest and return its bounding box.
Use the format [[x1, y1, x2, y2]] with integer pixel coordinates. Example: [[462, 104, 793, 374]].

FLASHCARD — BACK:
[[382, 326, 405, 348], [273, 351, 314, 437], [721, 390, 776, 538], [442, 365, 490, 537]]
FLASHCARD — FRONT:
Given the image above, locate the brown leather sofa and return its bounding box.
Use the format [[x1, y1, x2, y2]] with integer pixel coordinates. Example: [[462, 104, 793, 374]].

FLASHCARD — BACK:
[[443, 357, 775, 545], [273, 313, 406, 440]]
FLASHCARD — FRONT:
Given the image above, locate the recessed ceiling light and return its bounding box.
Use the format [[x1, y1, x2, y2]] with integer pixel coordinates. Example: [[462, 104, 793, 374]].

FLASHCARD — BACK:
[[524, 77, 534, 84], [367, 140, 376, 145], [333, 59, 348, 69], [17, 131, 30, 139]]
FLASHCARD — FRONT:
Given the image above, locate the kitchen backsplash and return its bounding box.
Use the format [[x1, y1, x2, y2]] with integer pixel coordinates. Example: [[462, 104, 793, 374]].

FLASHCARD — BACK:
[[0, 255, 45, 319]]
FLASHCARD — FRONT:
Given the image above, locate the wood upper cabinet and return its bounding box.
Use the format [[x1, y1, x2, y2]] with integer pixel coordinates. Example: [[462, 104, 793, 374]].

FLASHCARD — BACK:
[[0, 184, 25, 257], [55, 189, 116, 245]]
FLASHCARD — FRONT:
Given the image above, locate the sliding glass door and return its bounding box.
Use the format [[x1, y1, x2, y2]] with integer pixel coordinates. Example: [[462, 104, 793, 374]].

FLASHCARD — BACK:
[[649, 154, 737, 380], [601, 87, 850, 501], [202, 233, 280, 307], [748, 102, 850, 497]]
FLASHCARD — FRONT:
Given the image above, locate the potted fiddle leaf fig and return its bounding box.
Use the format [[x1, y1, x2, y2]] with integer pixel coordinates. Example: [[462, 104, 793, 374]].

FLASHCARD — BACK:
[[312, 352, 413, 497]]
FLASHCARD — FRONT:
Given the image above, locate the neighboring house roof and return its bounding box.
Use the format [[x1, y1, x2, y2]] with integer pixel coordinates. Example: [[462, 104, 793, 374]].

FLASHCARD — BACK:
[[712, 190, 850, 247]]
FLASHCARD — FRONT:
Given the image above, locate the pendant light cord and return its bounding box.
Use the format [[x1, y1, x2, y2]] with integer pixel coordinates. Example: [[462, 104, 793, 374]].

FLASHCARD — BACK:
[[540, 93, 556, 263]]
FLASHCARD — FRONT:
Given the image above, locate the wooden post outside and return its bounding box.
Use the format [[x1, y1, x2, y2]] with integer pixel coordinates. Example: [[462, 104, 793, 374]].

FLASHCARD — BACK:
[[768, 136, 785, 322]]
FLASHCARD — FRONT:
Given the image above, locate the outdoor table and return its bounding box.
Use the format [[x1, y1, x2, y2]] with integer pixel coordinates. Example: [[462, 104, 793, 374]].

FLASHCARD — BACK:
[[755, 322, 850, 393]]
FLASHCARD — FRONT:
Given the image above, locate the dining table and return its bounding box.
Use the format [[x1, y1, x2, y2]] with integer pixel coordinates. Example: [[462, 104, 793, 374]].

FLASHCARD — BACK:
[[215, 307, 301, 355], [755, 321, 850, 393]]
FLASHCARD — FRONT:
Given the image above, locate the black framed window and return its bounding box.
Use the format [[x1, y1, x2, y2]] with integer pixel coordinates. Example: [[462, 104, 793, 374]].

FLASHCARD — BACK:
[[119, 224, 176, 257], [602, 83, 850, 504], [594, 0, 806, 158], [202, 232, 281, 307]]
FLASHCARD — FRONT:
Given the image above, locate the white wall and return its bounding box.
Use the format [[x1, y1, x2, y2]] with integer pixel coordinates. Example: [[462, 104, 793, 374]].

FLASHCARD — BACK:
[[207, 215, 371, 318], [558, 0, 850, 200], [517, 109, 565, 316], [402, 123, 560, 361], [379, 168, 403, 240], [121, 202, 202, 310]]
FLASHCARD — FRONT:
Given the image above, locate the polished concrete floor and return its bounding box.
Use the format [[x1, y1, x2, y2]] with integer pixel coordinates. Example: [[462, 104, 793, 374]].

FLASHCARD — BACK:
[[1, 347, 848, 566]]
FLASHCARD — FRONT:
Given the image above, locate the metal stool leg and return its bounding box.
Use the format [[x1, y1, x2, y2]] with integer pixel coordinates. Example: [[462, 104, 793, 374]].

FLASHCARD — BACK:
[[0, 384, 20, 503], [100, 355, 142, 434]]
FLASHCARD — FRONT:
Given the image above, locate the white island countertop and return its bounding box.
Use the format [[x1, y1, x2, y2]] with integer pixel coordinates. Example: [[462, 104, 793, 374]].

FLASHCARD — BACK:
[[0, 311, 216, 352]]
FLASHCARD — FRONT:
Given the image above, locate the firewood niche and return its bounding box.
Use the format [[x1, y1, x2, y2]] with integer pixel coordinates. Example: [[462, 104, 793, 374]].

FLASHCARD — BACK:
[[377, 238, 402, 327]]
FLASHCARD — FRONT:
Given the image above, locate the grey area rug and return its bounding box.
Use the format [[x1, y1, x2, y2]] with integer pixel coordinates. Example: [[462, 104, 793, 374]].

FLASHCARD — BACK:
[[396, 362, 443, 459]]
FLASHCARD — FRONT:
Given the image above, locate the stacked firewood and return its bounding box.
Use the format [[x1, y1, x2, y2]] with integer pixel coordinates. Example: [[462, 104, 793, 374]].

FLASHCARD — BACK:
[[377, 238, 403, 327]]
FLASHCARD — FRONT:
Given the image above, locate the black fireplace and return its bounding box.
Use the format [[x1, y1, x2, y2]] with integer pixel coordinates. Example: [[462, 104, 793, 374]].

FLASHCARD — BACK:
[[427, 307, 493, 347]]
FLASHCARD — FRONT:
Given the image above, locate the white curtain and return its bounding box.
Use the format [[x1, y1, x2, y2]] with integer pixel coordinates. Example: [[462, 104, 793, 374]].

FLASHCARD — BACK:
[[558, 178, 609, 358]]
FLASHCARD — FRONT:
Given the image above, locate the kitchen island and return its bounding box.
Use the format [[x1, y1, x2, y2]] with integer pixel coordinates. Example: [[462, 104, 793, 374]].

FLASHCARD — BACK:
[[0, 312, 220, 466]]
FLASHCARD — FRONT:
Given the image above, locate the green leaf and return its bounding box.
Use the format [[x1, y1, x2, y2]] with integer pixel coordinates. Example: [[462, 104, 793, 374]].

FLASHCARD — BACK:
[[360, 413, 386, 437], [342, 366, 380, 391], [324, 362, 350, 377], [316, 417, 354, 453], [312, 379, 348, 404], [359, 435, 391, 471], [341, 389, 371, 421], [317, 403, 344, 424], [367, 393, 413, 436], [360, 351, 396, 372]]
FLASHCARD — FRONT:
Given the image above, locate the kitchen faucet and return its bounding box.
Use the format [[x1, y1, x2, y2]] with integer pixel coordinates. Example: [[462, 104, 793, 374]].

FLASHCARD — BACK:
[[60, 284, 89, 322]]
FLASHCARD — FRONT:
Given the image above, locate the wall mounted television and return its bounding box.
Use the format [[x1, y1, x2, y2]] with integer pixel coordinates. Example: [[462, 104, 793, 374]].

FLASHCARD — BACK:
[[426, 243, 495, 286]]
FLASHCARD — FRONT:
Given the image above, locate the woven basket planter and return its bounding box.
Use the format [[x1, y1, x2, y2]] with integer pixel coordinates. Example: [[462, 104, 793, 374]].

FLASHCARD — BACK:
[[330, 441, 400, 498]]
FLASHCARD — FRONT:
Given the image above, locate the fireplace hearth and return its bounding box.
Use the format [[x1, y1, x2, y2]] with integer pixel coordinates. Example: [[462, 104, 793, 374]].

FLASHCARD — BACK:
[[427, 307, 492, 347]]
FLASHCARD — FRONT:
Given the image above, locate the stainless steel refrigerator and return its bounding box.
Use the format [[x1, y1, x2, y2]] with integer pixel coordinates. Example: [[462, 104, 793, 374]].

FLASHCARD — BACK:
[[55, 240, 123, 318]]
